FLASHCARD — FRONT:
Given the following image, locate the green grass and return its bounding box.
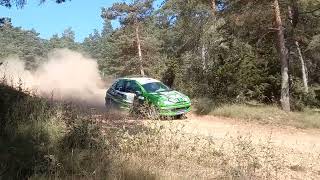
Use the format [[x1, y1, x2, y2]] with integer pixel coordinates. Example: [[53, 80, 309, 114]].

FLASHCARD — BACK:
[[210, 104, 320, 128]]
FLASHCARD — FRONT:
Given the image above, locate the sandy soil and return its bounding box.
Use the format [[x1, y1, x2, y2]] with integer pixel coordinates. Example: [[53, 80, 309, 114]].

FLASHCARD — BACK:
[[183, 114, 320, 153], [96, 108, 320, 179], [153, 114, 320, 179]]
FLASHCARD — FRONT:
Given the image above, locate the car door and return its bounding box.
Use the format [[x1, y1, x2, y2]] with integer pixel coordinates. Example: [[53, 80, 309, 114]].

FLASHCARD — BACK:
[[113, 79, 139, 109], [108, 79, 127, 108], [122, 80, 141, 107], [107, 80, 141, 109]]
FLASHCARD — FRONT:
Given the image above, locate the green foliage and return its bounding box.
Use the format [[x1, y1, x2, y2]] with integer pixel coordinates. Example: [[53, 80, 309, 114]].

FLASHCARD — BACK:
[[1, 0, 320, 112], [46, 27, 81, 51], [82, 21, 116, 76], [102, 0, 154, 25], [155, 0, 319, 107], [0, 83, 108, 179], [0, 0, 68, 8], [98, 0, 166, 77], [0, 24, 81, 70], [0, 84, 61, 178], [290, 78, 320, 110], [0, 24, 48, 69]]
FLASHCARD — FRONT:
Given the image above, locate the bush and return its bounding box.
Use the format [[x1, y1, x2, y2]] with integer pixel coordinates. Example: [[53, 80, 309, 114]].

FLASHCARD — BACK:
[[193, 97, 217, 115], [0, 83, 110, 179], [211, 104, 320, 128], [290, 78, 320, 111], [0, 84, 64, 179]]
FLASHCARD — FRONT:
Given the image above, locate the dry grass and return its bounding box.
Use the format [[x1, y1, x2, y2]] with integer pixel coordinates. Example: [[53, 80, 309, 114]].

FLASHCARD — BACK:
[[1, 81, 320, 179], [93, 119, 320, 179], [108, 121, 285, 179], [210, 104, 320, 129]]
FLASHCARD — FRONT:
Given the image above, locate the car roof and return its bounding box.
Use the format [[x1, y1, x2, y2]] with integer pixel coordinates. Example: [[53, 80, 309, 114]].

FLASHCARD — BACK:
[[119, 77, 160, 85]]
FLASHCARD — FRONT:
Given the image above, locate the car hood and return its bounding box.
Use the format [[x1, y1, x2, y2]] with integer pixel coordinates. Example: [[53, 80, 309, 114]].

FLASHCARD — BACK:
[[148, 90, 190, 106]]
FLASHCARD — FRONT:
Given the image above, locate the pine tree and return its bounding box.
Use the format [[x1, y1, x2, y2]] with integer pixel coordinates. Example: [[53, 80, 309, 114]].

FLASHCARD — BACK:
[[273, 0, 290, 111], [0, 24, 47, 69], [47, 27, 80, 51], [102, 0, 155, 76], [0, 0, 67, 8]]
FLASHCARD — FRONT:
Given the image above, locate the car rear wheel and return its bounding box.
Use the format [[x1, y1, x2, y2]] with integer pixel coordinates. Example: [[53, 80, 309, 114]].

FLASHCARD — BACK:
[[105, 97, 114, 112]]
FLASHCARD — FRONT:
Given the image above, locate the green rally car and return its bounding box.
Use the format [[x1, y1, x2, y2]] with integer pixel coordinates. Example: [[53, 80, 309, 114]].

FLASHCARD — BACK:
[[105, 77, 191, 117]]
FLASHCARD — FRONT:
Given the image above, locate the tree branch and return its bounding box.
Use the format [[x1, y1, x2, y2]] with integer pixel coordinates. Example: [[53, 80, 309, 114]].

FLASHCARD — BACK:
[[268, 27, 280, 31], [256, 30, 276, 46]]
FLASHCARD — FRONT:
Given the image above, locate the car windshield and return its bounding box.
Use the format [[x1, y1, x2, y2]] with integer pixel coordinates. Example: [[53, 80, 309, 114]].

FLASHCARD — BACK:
[[142, 82, 171, 93]]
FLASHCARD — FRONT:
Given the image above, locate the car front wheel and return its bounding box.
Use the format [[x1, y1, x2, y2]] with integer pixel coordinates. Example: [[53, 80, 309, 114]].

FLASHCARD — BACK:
[[146, 104, 160, 120]]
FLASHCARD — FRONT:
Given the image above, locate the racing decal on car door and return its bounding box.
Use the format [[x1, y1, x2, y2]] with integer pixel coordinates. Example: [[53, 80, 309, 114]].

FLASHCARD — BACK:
[[116, 80, 138, 109], [108, 80, 128, 108], [108, 80, 140, 109], [123, 92, 135, 104], [122, 80, 141, 106]]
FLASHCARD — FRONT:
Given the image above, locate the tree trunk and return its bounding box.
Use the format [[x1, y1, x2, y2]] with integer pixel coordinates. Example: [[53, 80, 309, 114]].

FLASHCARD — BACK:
[[202, 0, 215, 71], [274, 0, 290, 112], [211, 0, 216, 16], [135, 21, 145, 76], [295, 41, 309, 93], [201, 44, 207, 70], [288, 5, 309, 93]]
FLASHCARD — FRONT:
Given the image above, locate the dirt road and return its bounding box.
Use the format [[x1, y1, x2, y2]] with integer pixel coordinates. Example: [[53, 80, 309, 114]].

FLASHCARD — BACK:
[[183, 114, 320, 153], [150, 114, 320, 179], [98, 109, 320, 179]]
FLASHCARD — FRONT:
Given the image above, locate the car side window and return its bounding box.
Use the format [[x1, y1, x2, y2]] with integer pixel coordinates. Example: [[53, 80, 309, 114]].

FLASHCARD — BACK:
[[124, 80, 141, 93], [115, 80, 125, 92], [111, 80, 118, 89]]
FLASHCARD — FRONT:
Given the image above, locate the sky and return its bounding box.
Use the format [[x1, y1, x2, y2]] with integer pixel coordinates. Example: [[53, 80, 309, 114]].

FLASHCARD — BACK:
[[0, 0, 123, 42]]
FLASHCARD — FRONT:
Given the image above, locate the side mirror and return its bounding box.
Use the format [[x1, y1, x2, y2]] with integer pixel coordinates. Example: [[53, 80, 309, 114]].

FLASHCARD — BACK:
[[135, 91, 144, 101], [135, 91, 142, 96]]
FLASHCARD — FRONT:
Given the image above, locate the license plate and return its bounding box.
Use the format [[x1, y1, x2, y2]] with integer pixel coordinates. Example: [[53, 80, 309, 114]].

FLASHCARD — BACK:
[[177, 109, 186, 114]]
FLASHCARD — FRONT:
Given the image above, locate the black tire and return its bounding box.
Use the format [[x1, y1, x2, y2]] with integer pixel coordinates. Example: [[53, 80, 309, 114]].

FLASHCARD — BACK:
[[105, 97, 114, 112], [130, 96, 159, 120], [175, 114, 187, 120], [130, 95, 142, 117], [146, 104, 160, 120]]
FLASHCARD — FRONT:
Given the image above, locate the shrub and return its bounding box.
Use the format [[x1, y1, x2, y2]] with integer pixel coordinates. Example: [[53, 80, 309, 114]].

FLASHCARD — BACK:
[[0, 84, 64, 179], [193, 97, 217, 115]]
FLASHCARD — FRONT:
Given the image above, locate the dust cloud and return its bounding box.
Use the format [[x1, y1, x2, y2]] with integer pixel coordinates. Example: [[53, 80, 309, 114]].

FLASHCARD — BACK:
[[0, 49, 110, 107]]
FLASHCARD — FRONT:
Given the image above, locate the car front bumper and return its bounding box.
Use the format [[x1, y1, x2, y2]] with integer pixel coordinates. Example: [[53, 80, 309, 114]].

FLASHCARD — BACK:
[[158, 104, 191, 116]]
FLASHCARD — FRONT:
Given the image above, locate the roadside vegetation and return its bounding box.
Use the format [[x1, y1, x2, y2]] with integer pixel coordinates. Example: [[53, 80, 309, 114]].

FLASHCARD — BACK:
[[2, 82, 319, 179], [211, 104, 320, 129], [1, 0, 320, 113], [193, 98, 320, 129], [1, 0, 320, 179]]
